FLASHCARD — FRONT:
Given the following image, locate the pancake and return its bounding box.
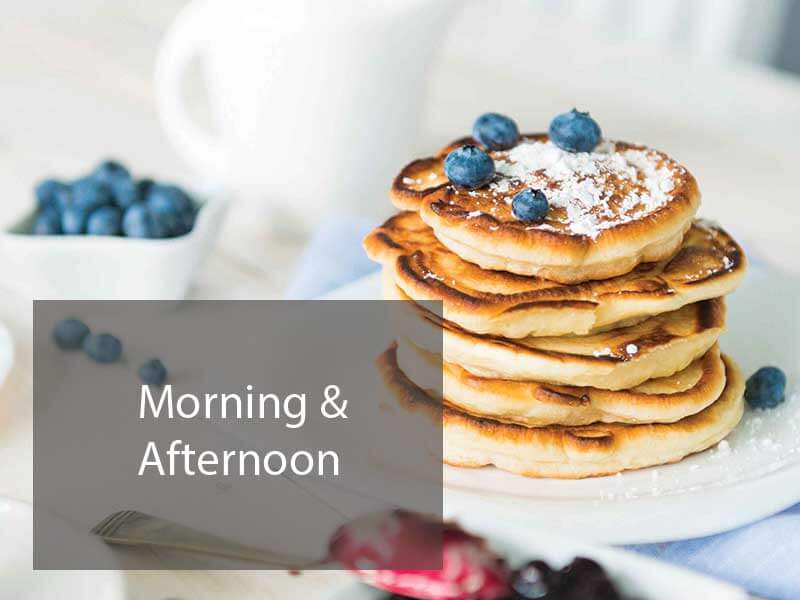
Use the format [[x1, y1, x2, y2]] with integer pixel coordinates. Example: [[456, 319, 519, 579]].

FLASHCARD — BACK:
[[383, 277, 725, 390], [396, 340, 727, 426], [391, 134, 700, 283], [365, 211, 745, 338], [378, 345, 744, 478]]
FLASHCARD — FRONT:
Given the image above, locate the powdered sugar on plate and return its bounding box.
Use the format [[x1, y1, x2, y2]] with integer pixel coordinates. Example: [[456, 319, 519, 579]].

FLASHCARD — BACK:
[[594, 390, 800, 501], [445, 387, 800, 505], [491, 139, 683, 238]]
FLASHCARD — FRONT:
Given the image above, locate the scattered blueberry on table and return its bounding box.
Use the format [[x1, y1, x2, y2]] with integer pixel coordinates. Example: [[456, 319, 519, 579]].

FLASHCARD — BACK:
[[745, 366, 787, 409], [549, 109, 602, 153], [82, 332, 123, 364], [472, 112, 520, 150], [138, 358, 168, 385], [31, 159, 197, 239], [511, 188, 549, 222], [444, 145, 495, 189], [52, 318, 170, 382], [52, 318, 90, 350]]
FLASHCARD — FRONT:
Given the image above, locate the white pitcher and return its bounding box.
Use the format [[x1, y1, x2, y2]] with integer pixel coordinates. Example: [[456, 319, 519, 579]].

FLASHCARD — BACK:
[[155, 0, 456, 230]]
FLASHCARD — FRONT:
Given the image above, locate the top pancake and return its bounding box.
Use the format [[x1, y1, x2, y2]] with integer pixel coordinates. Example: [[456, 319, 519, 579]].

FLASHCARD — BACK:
[[391, 134, 701, 283], [364, 211, 745, 338]]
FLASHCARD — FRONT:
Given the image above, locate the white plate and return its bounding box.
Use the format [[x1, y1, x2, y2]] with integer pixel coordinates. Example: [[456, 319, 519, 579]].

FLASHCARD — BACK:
[[0, 496, 124, 600], [326, 516, 748, 599], [324, 266, 800, 543]]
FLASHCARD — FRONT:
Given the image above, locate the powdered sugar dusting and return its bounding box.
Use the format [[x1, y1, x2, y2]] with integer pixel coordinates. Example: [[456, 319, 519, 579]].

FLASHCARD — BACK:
[[587, 390, 800, 502], [491, 139, 682, 238]]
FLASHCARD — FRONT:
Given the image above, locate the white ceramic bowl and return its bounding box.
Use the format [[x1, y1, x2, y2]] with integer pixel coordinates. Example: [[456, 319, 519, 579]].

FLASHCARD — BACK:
[[0, 193, 227, 300]]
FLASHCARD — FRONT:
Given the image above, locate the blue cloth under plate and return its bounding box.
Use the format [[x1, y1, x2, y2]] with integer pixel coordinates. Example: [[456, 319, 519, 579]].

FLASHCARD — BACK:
[[285, 216, 799, 600]]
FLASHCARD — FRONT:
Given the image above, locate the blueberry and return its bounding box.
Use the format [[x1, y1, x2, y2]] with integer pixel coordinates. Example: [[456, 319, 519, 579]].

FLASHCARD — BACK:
[[110, 177, 139, 209], [72, 177, 112, 212], [146, 184, 195, 237], [147, 184, 192, 216], [35, 179, 69, 211], [121, 203, 153, 238], [548, 109, 602, 153], [138, 358, 167, 385], [86, 205, 122, 236], [512, 188, 548, 222], [556, 557, 619, 600], [136, 178, 154, 199], [443, 145, 495, 189], [92, 159, 130, 185], [82, 333, 122, 363], [61, 205, 89, 235], [472, 112, 520, 150], [150, 210, 181, 238], [511, 560, 555, 599], [52, 318, 90, 349], [745, 366, 787, 409], [33, 208, 62, 235], [176, 207, 196, 236], [54, 186, 73, 211], [559, 557, 607, 585]]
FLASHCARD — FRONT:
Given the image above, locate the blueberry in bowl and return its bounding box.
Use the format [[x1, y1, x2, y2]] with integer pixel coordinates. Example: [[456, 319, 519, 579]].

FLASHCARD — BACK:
[[28, 159, 200, 240], [32, 207, 62, 235], [1, 157, 226, 299], [121, 202, 155, 239], [61, 205, 90, 235], [87, 206, 123, 236], [110, 177, 140, 210], [71, 176, 113, 213], [92, 159, 130, 185], [35, 179, 70, 212]]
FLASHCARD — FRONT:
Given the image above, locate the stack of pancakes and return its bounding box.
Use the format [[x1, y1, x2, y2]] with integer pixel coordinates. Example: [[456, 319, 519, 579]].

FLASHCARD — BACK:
[[364, 133, 747, 478]]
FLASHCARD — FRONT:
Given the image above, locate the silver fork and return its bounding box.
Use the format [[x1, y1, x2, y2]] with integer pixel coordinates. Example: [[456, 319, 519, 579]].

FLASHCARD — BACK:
[[91, 510, 324, 569]]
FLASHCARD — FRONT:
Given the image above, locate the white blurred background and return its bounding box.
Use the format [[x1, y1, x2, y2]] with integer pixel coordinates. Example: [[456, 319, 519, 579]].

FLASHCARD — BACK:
[[1, 0, 800, 296]]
